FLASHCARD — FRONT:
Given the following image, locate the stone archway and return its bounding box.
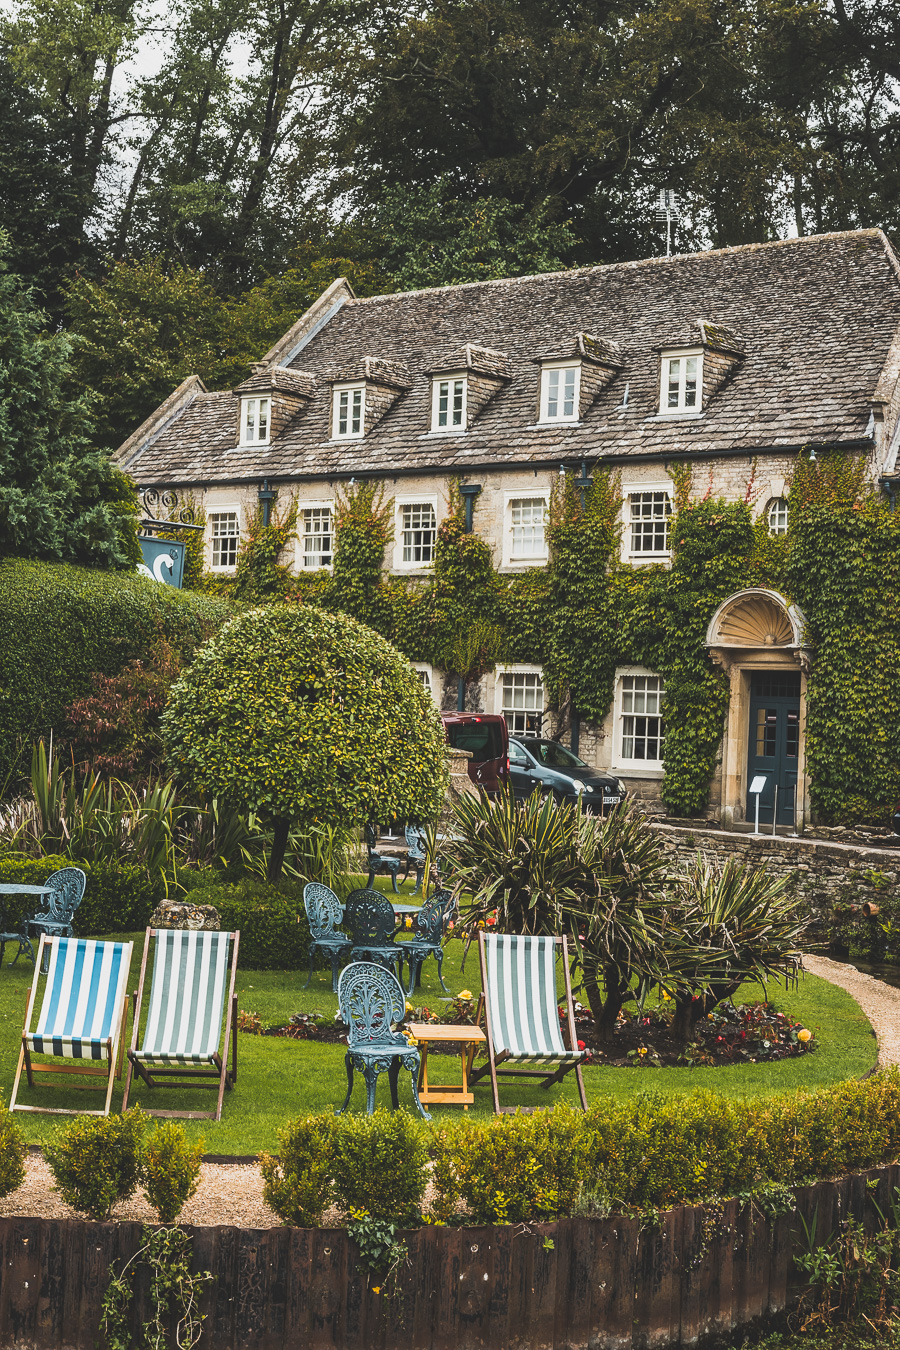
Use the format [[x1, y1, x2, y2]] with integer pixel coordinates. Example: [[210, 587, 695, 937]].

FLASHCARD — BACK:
[[705, 589, 810, 831]]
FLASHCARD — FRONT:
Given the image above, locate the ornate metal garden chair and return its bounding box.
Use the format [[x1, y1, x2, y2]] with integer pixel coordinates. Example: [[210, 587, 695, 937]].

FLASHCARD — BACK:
[[364, 825, 403, 894], [336, 962, 430, 1119], [401, 891, 455, 993], [344, 888, 403, 978], [26, 867, 86, 942], [303, 882, 351, 992], [403, 825, 428, 895]]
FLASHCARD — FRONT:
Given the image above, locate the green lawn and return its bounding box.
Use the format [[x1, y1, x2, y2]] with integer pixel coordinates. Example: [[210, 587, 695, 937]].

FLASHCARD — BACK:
[[0, 880, 878, 1154]]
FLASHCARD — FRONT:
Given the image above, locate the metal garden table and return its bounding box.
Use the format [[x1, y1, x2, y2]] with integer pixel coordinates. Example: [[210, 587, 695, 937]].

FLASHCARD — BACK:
[[0, 885, 53, 967]]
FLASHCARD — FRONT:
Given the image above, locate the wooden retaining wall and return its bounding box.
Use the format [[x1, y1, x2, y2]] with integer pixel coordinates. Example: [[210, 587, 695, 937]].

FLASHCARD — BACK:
[[0, 1163, 897, 1350]]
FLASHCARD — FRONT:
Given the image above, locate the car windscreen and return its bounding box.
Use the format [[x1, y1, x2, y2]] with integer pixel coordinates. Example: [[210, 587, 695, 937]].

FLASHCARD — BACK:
[[445, 722, 505, 760], [532, 740, 588, 770]]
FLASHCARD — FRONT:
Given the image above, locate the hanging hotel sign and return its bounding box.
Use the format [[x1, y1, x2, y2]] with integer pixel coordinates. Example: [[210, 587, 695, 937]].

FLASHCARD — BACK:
[[138, 537, 187, 589]]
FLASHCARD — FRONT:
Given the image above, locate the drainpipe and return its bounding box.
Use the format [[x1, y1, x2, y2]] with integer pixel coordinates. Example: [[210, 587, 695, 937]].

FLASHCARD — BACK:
[[257, 478, 277, 526], [569, 462, 594, 757], [458, 484, 482, 710], [879, 474, 899, 510]]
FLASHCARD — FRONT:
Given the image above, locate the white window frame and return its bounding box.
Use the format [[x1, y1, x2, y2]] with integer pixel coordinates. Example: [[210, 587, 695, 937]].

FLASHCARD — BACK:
[[503, 491, 550, 566], [495, 664, 545, 736], [767, 497, 789, 536], [659, 348, 703, 416], [411, 662, 438, 703], [207, 505, 241, 572], [331, 382, 365, 440], [239, 396, 271, 446], [539, 361, 581, 423], [622, 484, 673, 563], [393, 494, 439, 571], [296, 499, 334, 571], [430, 373, 467, 433], [612, 667, 665, 773]]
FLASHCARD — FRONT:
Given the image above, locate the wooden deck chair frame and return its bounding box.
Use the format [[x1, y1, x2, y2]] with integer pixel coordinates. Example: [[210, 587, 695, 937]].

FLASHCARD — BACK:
[[470, 931, 588, 1114], [122, 927, 239, 1121], [10, 934, 133, 1117]]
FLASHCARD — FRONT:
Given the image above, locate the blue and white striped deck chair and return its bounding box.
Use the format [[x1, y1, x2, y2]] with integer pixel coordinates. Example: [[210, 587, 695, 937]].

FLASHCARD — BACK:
[[10, 935, 133, 1116], [122, 928, 240, 1121], [470, 932, 588, 1114]]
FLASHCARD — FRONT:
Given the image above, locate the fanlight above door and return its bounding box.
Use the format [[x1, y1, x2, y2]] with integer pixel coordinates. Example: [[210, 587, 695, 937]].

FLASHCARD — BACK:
[[705, 589, 807, 651]]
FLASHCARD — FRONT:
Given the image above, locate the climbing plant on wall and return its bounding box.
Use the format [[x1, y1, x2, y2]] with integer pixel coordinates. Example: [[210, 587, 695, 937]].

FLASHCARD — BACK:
[[787, 452, 900, 824]]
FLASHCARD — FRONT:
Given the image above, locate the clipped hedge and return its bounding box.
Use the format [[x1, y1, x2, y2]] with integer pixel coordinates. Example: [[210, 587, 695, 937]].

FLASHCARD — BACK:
[[0, 557, 232, 790], [0, 854, 162, 933], [264, 1071, 900, 1228], [186, 878, 313, 969]]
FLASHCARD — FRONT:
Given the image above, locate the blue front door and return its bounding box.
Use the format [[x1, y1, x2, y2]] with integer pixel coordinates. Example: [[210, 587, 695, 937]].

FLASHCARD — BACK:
[[746, 672, 800, 826]]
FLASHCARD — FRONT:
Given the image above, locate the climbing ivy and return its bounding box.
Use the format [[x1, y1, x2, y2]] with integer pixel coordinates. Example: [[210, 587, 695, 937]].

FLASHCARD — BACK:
[[329, 480, 393, 627]]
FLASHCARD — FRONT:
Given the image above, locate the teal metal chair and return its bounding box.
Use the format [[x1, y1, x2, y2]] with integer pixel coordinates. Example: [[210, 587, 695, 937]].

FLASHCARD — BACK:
[[336, 962, 430, 1119], [344, 888, 403, 977], [401, 891, 455, 993], [26, 866, 86, 945], [303, 882, 351, 992], [364, 825, 403, 893]]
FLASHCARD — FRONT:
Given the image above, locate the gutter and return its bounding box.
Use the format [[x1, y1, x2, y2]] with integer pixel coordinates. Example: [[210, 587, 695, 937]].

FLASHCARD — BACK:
[[132, 438, 875, 492]]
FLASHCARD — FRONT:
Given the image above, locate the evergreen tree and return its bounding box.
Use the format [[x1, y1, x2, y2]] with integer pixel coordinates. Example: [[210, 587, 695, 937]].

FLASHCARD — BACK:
[[0, 234, 140, 569]]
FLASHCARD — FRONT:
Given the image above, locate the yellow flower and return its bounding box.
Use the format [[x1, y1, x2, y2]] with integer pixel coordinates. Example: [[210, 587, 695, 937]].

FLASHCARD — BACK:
[[797, 1028, 812, 1043], [405, 917, 413, 929], [372, 1287, 381, 1295], [405, 1001, 413, 1012], [638, 1047, 647, 1056], [459, 990, 472, 1001], [404, 1032, 418, 1046], [661, 991, 671, 1001]]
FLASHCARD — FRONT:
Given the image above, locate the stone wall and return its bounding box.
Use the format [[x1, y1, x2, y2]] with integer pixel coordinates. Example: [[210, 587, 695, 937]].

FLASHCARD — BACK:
[[653, 821, 900, 935]]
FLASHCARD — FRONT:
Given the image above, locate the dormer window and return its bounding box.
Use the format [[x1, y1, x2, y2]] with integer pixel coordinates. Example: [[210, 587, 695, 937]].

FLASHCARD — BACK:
[[432, 375, 467, 431], [540, 363, 580, 422], [661, 350, 702, 414], [240, 397, 270, 445], [332, 383, 365, 439]]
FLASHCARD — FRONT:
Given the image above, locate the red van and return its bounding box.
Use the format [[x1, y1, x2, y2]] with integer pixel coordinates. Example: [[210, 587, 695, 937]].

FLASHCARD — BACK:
[[440, 713, 509, 794]]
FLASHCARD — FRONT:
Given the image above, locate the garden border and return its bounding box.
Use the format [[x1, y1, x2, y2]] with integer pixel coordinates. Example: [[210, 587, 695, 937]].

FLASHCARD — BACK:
[[1, 1163, 896, 1348]]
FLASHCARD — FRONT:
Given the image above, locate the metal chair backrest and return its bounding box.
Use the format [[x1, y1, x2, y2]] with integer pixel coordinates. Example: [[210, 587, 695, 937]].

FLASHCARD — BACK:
[[303, 882, 343, 940], [344, 888, 397, 947], [42, 868, 87, 924], [338, 961, 406, 1048], [405, 825, 427, 861], [412, 891, 453, 943], [140, 929, 234, 1061], [31, 937, 131, 1050], [481, 934, 568, 1060]]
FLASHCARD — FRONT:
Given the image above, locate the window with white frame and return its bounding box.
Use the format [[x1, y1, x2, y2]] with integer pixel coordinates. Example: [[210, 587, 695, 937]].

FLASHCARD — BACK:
[[509, 496, 548, 562], [431, 375, 467, 431], [627, 490, 672, 557], [412, 663, 437, 700], [400, 502, 437, 566], [332, 384, 365, 439], [240, 397, 270, 445], [300, 505, 332, 569], [209, 510, 240, 570], [660, 351, 702, 414], [767, 497, 789, 536], [539, 364, 580, 422], [500, 669, 544, 735], [617, 672, 665, 766]]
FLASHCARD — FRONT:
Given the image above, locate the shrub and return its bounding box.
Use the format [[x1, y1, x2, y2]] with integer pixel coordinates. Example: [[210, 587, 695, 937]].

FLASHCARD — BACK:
[[0, 557, 232, 791], [331, 1110, 428, 1225], [260, 1114, 337, 1226], [141, 1122, 204, 1223], [431, 1106, 592, 1224], [188, 878, 313, 969], [0, 854, 162, 934], [0, 1099, 26, 1200], [45, 1109, 147, 1220]]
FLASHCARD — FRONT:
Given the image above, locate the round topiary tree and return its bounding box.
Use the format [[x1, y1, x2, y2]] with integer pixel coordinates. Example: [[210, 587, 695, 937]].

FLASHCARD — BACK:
[[161, 604, 448, 878]]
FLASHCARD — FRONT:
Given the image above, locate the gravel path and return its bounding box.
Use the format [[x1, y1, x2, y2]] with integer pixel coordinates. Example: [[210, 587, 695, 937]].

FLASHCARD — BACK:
[[804, 953, 900, 1067]]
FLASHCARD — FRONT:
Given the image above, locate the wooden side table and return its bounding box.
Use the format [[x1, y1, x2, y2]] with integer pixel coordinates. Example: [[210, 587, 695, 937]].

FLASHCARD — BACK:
[[407, 1023, 486, 1110]]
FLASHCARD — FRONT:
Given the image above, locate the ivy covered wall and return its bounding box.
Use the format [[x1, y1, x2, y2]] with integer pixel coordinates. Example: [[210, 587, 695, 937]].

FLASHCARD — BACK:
[[204, 454, 900, 827]]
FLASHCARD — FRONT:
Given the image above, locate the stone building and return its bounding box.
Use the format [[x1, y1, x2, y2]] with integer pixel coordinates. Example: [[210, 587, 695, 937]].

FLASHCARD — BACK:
[[116, 229, 900, 833]]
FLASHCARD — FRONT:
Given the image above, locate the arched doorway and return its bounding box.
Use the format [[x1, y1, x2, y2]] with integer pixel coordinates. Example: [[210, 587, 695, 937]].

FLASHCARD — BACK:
[[705, 589, 810, 831]]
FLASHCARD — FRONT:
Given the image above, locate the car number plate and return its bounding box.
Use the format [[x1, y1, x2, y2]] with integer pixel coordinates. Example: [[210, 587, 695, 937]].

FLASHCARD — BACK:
[[603, 794, 621, 804]]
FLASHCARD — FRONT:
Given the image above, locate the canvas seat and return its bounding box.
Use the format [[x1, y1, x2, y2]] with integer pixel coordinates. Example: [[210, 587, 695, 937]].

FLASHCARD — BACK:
[[122, 928, 239, 1121], [10, 935, 133, 1116], [470, 932, 588, 1113]]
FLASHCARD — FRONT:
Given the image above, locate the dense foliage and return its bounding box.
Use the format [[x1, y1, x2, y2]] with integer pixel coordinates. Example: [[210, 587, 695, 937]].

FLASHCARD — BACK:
[[162, 604, 448, 877], [0, 557, 231, 791]]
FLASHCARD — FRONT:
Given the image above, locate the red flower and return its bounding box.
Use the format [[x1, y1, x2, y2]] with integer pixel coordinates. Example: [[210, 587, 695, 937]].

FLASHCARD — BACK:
[[577, 1040, 586, 1051]]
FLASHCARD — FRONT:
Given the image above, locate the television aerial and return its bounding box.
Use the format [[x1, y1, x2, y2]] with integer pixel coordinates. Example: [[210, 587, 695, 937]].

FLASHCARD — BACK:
[[653, 189, 680, 257]]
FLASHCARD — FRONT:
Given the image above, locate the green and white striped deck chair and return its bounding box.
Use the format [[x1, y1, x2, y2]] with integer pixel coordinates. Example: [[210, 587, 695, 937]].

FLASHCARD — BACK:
[[10, 935, 133, 1116], [122, 928, 240, 1121], [470, 932, 588, 1114]]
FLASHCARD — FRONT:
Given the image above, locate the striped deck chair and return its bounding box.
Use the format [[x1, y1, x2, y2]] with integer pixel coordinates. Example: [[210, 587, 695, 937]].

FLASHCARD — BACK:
[[470, 932, 588, 1114], [122, 928, 239, 1121], [10, 935, 133, 1116]]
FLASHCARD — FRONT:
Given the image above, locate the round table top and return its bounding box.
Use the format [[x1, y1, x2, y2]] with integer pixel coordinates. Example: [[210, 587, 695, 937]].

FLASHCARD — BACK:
[[0, 884, 53, 895], [392, 903, 422, 916]]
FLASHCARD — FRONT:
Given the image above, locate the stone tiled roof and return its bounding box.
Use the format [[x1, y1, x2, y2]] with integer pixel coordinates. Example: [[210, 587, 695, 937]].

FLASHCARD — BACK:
[[116, 230, 900, 485]]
